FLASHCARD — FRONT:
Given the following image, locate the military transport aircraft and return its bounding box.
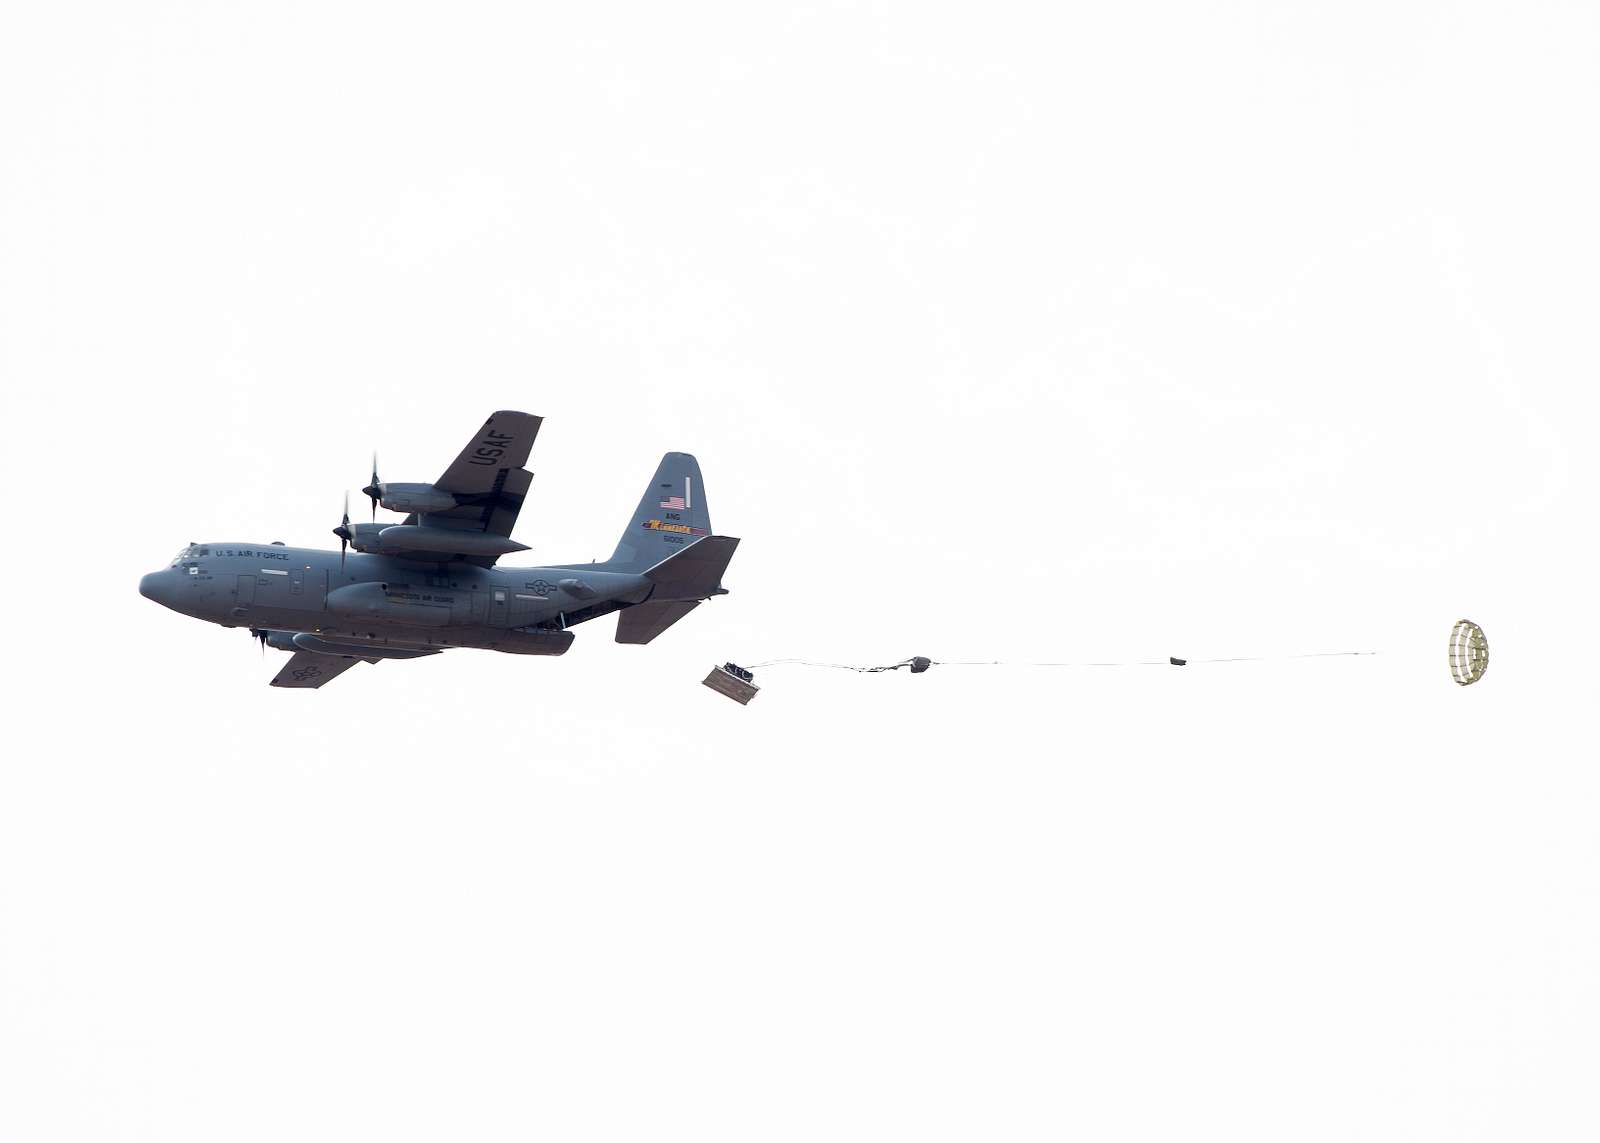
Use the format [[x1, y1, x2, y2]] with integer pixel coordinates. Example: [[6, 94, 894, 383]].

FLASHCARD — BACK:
[[138, 411, 738, 688]]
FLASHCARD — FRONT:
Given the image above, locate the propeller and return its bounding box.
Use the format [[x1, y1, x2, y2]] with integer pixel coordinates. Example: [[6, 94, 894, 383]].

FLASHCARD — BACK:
[[361, 453, 381, 521], [250, 627, 268, 657], [332, 492, 353, 571]]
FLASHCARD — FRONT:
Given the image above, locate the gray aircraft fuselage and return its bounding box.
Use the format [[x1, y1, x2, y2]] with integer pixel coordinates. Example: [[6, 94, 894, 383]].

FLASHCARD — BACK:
[[138, 417, 736, 685], [139, 542, 651, 656]]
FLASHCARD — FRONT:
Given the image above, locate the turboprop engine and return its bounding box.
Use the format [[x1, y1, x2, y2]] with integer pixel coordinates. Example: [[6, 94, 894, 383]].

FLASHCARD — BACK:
[[253, 629, 299, 652], [290, 633, 439, 660], [340, 522, 529, 558], [365, 481, 458, 515], [341, 521, 390, 553], [359, 456, 458, 516]]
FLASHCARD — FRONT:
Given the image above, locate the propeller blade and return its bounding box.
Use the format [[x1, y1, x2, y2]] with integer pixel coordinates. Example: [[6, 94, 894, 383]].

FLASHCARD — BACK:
[[363, 452, 381, 520], [332, 492, 352, 571], [251, 627, 267, 657]]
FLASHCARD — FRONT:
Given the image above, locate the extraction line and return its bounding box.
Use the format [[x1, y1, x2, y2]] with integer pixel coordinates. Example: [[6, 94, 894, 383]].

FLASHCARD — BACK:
[[747, 651, 1378, 673], [710, 625, 1481, 704]]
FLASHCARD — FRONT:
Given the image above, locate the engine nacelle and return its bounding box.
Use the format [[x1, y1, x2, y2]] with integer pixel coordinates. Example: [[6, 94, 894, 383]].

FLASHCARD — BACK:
[[376, 525, 530, 557], [344, 522, 389, 554], [290, 632, 438, 660], [374, 482, 458, 514], [344, 522, 528, 558]]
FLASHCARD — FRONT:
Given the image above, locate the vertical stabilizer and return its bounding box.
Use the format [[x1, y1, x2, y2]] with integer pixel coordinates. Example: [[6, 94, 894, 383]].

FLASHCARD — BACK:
[[608, 453, 711, 572]]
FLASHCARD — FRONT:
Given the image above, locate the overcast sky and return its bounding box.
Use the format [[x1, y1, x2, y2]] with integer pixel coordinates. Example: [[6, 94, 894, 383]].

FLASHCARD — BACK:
[[3, 3, 1598, 1140]]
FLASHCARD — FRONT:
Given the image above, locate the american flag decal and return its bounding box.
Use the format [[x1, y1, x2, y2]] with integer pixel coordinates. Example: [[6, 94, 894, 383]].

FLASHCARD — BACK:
[[662, 476, 693, 510]]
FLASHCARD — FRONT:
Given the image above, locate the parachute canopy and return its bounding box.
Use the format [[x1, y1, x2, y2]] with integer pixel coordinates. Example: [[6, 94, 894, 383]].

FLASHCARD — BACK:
[[1449, 619, 1489, 686]]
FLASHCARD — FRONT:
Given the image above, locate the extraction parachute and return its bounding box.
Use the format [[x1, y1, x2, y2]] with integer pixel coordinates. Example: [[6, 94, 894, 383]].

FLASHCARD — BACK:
[[1448, 619, 1490, 686]]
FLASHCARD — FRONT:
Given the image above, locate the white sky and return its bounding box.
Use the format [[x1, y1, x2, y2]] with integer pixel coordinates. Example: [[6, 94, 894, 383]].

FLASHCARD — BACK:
[[3, 3, 1598, 1140]]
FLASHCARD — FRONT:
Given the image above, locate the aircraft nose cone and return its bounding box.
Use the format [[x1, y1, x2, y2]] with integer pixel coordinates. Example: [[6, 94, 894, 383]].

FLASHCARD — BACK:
[[139, 571, 171, 606]]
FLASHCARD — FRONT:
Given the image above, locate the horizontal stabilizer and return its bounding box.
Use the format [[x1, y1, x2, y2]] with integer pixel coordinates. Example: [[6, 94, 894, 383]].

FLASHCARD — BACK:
[[616, 600, 700, 644], [642, 535, 740, 602]]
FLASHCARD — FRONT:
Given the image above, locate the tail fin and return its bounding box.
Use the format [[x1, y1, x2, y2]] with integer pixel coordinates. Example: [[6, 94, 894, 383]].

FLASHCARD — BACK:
[[608, 452, 713, 573]]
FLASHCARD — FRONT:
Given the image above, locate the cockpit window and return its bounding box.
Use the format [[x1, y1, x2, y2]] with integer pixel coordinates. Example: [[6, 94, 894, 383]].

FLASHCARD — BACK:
[[169, 544, 210, 566]]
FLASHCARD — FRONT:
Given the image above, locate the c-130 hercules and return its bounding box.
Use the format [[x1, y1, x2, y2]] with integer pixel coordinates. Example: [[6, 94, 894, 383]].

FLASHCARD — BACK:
[[138, 412, 739, 688]]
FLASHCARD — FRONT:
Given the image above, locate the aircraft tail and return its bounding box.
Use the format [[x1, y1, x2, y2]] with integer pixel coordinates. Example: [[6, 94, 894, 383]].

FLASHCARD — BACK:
[[607, 452, 714, 573], [609, 454, 737, 644]]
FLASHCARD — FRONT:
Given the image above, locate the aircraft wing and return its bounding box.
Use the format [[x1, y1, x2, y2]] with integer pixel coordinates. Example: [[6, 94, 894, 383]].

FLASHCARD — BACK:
[[408, 411, 542, 567], [269, 650, 374, 689]]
